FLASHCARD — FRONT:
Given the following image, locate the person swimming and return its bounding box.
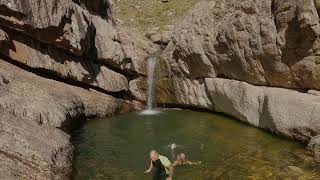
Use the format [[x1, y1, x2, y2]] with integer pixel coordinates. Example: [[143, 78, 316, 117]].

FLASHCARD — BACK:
[[145, 150, 173, 180], [172, 153, 202, 167], [165, 143, 184, 161]]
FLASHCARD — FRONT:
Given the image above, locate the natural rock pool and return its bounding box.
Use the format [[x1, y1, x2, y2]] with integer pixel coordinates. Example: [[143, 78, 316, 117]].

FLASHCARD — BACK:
[[72, 110, 319, 179]]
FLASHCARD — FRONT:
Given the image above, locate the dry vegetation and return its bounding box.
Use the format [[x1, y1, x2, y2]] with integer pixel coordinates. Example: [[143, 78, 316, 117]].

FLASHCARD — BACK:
[[113, 0, 201, 31]]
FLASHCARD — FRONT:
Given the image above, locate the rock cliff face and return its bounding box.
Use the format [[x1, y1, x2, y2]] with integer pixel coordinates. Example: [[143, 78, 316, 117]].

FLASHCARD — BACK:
[[0, 0, 156, 92], [0, 0, 155, 179], [165, 0, 320, 90]]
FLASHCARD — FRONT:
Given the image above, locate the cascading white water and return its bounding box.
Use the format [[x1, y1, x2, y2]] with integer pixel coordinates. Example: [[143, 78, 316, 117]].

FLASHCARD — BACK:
[[140, 55, 160, 115], [147, 56, 157, 109]]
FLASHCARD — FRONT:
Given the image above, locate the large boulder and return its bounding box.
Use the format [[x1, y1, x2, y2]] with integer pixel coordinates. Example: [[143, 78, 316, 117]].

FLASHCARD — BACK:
[[205, 78, 320, 142], [164, 0, 320, 90]]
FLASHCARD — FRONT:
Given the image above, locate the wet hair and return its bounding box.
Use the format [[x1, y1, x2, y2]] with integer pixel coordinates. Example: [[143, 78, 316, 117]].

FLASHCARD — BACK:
[[150, 150, 158, 154], [177, 153, 187, 161], [150, 150, 159, 159]]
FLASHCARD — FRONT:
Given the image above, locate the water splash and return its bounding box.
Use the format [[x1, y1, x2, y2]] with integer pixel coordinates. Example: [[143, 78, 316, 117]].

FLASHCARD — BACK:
[[140, 109, 160, 115]]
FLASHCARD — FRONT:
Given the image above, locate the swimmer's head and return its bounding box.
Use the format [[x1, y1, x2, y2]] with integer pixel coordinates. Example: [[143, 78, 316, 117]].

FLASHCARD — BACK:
[[171, 143, 177, 150], [150, 150, 159, 161], [177, 153, 187, 162]]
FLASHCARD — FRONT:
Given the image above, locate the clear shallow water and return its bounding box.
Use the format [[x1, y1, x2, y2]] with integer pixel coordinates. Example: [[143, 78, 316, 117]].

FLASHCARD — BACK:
[[72, 110, 319, 180]]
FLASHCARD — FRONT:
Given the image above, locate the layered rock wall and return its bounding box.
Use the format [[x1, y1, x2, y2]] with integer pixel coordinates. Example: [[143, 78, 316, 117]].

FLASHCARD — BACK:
[[0, 0, 156, 93], [0, 0, 155, 179], [164, 0, 320, 90], [0, 60, 133, 179]]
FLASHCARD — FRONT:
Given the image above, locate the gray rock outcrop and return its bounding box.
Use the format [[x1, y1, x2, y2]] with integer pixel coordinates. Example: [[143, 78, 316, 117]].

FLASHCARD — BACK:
[[164, 0, 320, 90], [0, 60, 134, 179], [0, 0, 156, 93], [206, 78, 320, 142]]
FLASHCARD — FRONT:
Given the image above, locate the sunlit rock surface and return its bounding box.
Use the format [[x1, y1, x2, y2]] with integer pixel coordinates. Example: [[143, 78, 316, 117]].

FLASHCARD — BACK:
[[164, 0, 320, 90], [0, 0, 156, 92], [205, 78, 320, 142]]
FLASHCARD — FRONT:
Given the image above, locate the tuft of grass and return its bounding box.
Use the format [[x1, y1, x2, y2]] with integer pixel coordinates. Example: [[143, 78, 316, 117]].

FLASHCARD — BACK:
[[113, 0, 200, 32]]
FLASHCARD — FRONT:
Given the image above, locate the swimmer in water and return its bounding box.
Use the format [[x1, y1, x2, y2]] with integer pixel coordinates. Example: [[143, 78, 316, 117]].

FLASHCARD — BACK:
[[171, 143, 178, 150], [145, 150, 173, 180], [166, 143, 184, 161], [172, 153, 202, 167]]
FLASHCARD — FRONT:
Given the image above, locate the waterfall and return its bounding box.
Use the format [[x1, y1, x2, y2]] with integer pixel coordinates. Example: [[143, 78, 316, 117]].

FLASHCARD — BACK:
[[147, 56, 157, 109], [141, 55, 160, 115]]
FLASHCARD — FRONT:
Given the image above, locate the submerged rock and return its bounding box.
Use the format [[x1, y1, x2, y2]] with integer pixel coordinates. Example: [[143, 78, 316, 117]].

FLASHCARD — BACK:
[[286, 166, 304, 176]]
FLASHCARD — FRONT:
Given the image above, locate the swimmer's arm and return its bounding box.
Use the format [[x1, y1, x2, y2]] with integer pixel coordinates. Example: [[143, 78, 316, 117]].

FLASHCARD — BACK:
[[171, 160, 178, 167], [144, 160, 153, 173], [186, 160, 202, 165]]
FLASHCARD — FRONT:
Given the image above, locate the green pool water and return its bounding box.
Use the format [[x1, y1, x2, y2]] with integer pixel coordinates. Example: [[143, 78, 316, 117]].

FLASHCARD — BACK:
[[71, 110, 319, 180]]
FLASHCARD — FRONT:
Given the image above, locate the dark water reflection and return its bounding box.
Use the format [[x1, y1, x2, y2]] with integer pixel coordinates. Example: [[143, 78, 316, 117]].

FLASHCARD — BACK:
[[72, 110, 319, 180]]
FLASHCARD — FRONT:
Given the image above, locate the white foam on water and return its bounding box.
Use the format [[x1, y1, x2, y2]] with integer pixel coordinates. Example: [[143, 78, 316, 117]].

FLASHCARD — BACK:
[[140, 109, 161, 115]]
